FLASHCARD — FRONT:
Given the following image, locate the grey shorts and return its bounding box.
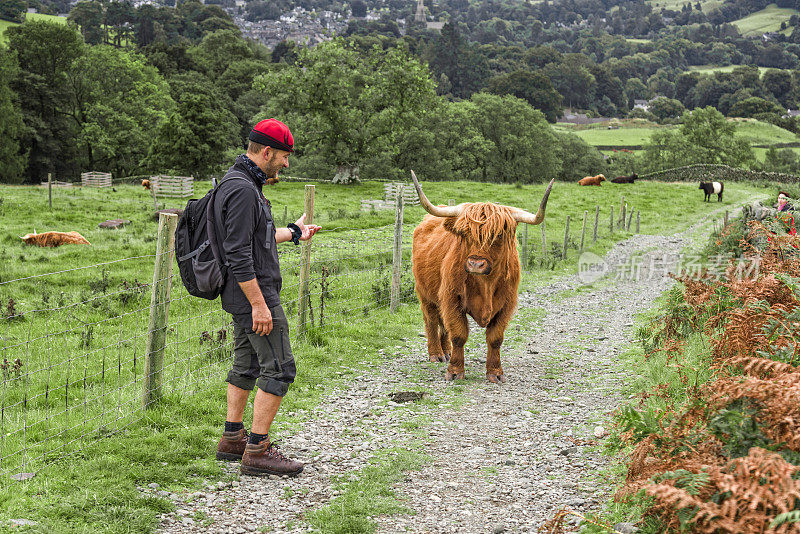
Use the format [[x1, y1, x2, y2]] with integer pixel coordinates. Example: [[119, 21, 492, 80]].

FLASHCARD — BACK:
[[226, 304, 296, 397]]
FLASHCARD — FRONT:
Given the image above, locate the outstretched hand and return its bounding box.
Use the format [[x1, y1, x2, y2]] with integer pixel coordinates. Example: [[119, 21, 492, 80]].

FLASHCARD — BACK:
[[295, 213, 321, 241]]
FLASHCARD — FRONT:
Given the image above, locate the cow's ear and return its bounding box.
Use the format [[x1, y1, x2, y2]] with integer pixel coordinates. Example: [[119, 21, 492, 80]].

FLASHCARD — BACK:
[[443, 217, 465, 237]]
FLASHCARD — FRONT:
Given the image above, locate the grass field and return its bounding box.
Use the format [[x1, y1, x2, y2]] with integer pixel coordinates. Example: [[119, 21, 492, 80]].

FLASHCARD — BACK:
[[0, 178, 772, 533], [555, 118, 798, 151], [647, 0, 722, 13], [688, 64, 775, 75], [731, 3, 798, 36]]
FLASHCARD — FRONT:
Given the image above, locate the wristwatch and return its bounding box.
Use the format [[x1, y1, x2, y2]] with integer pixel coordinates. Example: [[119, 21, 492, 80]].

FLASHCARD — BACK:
[[287, 223, 302, 245]]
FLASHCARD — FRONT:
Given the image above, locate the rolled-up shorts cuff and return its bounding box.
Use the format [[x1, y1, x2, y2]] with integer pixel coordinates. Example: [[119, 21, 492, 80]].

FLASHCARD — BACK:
[[226, 370, 257, 391], [257, 377, 290, 397]]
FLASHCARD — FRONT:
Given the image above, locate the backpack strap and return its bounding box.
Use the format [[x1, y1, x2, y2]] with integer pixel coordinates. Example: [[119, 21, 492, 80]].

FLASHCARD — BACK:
[[206, 170, 262, 269]]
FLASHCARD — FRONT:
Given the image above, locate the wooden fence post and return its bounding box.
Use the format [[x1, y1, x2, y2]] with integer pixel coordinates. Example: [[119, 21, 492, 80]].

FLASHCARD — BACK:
[[619, 196, 625, 228], [621, 203, 627, 230], [626, 209, 633, 231], [48, 173, 52, 210], [610, 205, 614, 234], [593, 205, 599, 243], [636, 210, 640, 233], [541, 220, 547, 256], [580, 210, 587, 251], [297, 185, 315, 335], [283, 205, 288, 227], [142, 212, 178, 409], [562, 215, 570, 261], [390, 195, 404, 312], [724, 210, 729, 227], [522, 223, 529, 268]]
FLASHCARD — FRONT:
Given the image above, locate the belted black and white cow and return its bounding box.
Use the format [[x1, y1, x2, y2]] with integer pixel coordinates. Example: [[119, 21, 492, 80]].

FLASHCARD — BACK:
[[699, 181, 724, 202]]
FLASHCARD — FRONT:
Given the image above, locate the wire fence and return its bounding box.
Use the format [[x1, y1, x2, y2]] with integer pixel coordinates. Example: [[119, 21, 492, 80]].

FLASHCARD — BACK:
[[0, 187, 653, 482], [0, 203, 416, 481]]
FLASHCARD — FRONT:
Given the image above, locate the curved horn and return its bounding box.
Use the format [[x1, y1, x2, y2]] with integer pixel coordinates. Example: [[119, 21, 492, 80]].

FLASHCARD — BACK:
[[509, 179, 555, 225], [410, 170, 464, 218]]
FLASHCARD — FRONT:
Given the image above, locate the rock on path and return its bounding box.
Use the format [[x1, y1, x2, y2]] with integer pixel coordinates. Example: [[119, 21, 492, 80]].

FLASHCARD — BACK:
[[152, 212, 725, 534]]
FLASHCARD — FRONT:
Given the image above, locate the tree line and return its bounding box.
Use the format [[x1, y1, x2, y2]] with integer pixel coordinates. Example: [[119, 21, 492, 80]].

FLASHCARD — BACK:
[[1, 2, 799, 184]]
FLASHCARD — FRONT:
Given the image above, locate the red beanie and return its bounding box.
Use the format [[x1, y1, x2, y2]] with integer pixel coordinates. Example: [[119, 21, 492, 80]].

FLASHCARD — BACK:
[[249, 119, 294, 153]]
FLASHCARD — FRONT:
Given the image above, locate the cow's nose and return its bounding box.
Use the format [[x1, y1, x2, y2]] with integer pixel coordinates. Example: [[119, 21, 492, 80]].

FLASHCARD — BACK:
[[466, 257, 490, 274]]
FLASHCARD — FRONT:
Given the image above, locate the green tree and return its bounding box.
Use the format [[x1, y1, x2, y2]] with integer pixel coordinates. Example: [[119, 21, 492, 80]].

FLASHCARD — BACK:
[[148, 72, 239, 177], [544, 61, 596, 109], [728, 97, 784, 118], [763, 146, 800, 174], [189, 29, 251, 76], [7, 20, 85, 182], [68, 1, 105, 45], [469, 92, 560, 183], [486, 70, 563, 123], [255, 39, 437, 182], [0, 0, 26, 22], [643, 106, 754, 171], [72, 46, 175, 176], [554, 132, 605, 182], [360, 45, 439, 180], [762, 69, 793, 105], [648, 97, 685, 122], [0, 48, 27, 182], [426, 22, 488, 98], [624, 78, 648, 109]]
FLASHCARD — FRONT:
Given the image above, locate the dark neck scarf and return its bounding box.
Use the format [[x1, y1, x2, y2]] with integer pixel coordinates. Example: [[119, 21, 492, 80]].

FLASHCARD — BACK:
[[237, 154, 269, 186]]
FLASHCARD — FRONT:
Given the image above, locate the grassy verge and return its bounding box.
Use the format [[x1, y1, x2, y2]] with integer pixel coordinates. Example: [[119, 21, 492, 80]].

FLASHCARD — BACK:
[[306, 446, 427, 534]]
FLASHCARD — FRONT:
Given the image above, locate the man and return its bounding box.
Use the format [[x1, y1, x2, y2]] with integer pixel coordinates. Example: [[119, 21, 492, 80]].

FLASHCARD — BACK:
[[214, 118, 320, 477]]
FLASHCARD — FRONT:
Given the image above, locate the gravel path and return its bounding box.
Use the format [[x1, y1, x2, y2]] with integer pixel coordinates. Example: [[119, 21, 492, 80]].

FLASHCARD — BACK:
[[149, 210, 729, 534]]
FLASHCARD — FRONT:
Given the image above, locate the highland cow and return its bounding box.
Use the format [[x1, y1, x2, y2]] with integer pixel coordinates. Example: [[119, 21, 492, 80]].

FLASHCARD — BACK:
[[410, 171, 554, 383]]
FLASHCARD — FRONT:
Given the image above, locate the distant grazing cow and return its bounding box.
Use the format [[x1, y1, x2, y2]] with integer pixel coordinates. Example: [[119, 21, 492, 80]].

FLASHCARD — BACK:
[[142, 179, 151, 190], [411, 171, 554, 383], [611, 173, 637, 184], [699, 181, 724, 202], [578, 174, 605, 186]]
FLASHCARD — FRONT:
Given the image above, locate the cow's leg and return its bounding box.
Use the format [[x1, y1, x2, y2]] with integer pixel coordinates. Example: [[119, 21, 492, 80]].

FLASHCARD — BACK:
[[421, 302, 447, 362], [485, 306, 513, 384], [438, 316, 451, 362], [443, 311, 468, 381], [718, 192, 723, 202]]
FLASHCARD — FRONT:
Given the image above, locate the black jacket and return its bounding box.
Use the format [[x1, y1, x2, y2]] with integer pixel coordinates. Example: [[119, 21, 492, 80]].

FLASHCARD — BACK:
[[214, 157, 281, 314]]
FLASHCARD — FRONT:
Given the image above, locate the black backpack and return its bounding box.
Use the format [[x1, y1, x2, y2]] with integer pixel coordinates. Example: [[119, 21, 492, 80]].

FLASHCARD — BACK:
[[175, 171, 256, 300]]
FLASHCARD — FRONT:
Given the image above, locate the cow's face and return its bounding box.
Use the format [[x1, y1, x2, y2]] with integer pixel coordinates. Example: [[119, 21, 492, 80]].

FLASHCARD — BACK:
[[699, 183, 706, 189], [443, 203, 518, 277]]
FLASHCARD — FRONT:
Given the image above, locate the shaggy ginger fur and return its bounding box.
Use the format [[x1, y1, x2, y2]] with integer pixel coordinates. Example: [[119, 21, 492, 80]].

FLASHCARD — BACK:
[[142, 179, 151, 190], [578, 174, 606, 186], [22, 231, 91, 247], [412, 202, 526, 384]]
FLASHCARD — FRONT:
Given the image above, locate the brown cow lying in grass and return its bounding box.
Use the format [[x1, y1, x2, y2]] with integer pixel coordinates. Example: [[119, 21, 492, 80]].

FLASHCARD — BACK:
[[611, 173, 637, 184], [22, 231, 91, 247], [578, 174, 605, 186]]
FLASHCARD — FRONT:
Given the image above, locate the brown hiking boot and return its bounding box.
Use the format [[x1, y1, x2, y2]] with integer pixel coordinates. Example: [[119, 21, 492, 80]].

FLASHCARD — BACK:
[[240, 440, 304, 477], [216, 428, 249, 461]]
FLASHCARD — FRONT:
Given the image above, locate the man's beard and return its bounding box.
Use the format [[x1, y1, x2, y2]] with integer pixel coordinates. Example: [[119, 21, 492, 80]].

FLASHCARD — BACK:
[[265, 158, 282, 185]]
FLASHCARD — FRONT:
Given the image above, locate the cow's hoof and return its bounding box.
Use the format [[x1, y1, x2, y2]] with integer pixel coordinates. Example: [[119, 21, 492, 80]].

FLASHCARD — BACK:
[[486, 373, 506, 384], [429, 354, 447, 363], [445, 371, 465, 381], [444, 352, 451, 362]]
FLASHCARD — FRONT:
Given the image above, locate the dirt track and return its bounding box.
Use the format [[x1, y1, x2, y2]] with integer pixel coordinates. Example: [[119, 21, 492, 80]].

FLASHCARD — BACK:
[[152, 207, 731, 534]]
